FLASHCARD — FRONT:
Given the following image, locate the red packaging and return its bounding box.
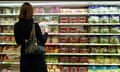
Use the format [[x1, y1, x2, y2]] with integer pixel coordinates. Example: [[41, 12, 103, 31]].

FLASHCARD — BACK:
[[59, 56, 69, 63], [69, 36, 79, 43], [78, 16, 87, 23], [69, 47, 79, 53], [79, 46, 89, 53], [69, 27, 77, 33], [59, 26, 69, 33], [69, 17, 78, 23], [60, 17, 69, 23], [70, 56, 79, 63], [59, 46, 70, 53], [70, 67, 78, 72], [61, 67, 70, 72], [78, 67, 87, 72], [59, 36, 69, 43], [79, 57, 88, 63], [79, 36, 88, 43]]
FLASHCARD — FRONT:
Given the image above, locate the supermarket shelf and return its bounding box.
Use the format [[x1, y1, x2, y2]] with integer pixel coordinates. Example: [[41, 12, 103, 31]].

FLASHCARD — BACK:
[[0, 43, 16, 45], [46, 43, 120, 46], [0, 24, 14, 26], [46, 63, 120, 65], [1, 62, 119, 65], [0, 52, 20, 55], [0, 33, 14, 35], [0, 23, 120, 26], [0, 14, 18, 16], [48, 33, 120, 35], [0, 13, 120, 16], [0, 33, 120, 36], [88, 13, 120, 15], [0, 62, 20, 64], [45, 53, 120, 56], [34, 13, 88, 15], [47, 23, 120, 26]]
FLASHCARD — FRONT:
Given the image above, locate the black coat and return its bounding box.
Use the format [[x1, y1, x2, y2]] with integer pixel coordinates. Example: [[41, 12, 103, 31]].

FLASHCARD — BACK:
[[14, 18, 48, 72]]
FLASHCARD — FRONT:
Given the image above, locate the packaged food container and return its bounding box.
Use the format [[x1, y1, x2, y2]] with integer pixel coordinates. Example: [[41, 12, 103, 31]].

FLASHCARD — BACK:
[[59, 36, 69, 43], [100, 26, 110, 33], [69, 36, 79, 43], [110, 15, 119, 23], [100, 36, 109, 44], [109, 36, 120, 44], [89, 36, 98, 44], [70, 56, 79, 63], [60, 17, 69, 23], [59, 26, 69, 33], [80, 36, 88, 43], [78, 16, 87, 23], [110, 26, 120, 33], [89, 26, 99, 33], [59, 46, 70, 53], [70, 46, 79, 53], [88, 16, 99, 23], [77, 26, 87, 33], [79, 57, 88, 63], [69, 26, 77, 33], [61, 66, 70, 72], [59, 56, 69, 63], [69, 17, 78, 23], [99, 16, 109, 23]]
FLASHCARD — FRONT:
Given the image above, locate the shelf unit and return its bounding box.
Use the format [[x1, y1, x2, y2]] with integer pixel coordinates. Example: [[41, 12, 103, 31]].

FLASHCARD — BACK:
[[0, 1, 120, 72]]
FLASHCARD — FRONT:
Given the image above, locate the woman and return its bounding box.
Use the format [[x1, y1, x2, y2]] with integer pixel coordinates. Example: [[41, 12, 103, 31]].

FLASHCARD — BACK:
[[14, 2, 48, 72]]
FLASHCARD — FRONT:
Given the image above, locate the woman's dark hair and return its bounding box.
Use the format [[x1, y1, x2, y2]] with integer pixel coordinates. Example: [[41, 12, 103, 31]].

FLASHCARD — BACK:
[[19, 2, 33, 19]]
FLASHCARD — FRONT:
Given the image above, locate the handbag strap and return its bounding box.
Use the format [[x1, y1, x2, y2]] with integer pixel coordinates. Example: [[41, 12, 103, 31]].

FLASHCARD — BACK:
[[32, 23, 37, 42]]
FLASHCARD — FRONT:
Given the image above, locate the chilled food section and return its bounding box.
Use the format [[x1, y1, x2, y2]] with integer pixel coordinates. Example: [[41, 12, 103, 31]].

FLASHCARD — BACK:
[[0, 2, 120, 72]]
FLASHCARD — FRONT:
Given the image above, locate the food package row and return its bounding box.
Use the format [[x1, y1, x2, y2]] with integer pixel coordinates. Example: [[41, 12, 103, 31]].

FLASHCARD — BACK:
[[0, 36, 15, 43], [47, 65, 88, 72], [35, 16, 58, 23], [0, 8, 20, 14], [48, 66, 120, 72], [0, 26, 14, 33], [0, 46, 20, 53], [59, 56, 120, 64], [89, 5, 120, 13], [46, 46, 120, 53], [48, 26, 120, 33], [46, 56, 120, 64], [34, 7, 87, 13], [88, 15, 120, 23], [60, 16, 87, 23], [0, 17, 18, 25], [0, 64, 20, 72], [46, 36, 120, 44], [0, 54, 20, 62]]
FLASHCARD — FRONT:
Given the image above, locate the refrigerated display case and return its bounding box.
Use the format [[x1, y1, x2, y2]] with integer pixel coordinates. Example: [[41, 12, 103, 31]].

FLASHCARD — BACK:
[[0, 1, 120, 72]]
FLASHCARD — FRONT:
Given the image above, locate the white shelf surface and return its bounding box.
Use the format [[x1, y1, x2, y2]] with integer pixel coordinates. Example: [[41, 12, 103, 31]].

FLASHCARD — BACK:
[[0, 52, 20, 55], [0, 62, 20, 64], [0, 23, 120, 26], [0, 43, 120, 46], [0, 33, 120, 36], [45, 53, 120, 56], [46, 63, 120, 65], [0, 33, 14, 35], [1, 62, 120, 65], [46, 43, 120, 46], [48, 33, 120, 35], [0, 13, 120, 16], [0, 43, 16, 45]]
